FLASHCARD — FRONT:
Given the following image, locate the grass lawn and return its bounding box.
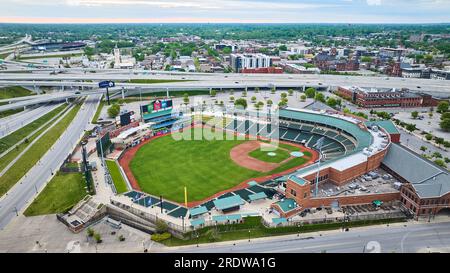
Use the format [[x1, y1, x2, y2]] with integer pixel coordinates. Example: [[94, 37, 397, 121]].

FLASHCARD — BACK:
[[130, 128, 261, 203], [91, 99, 105, 124], [0, 86, 34, 100], [18, 53, 82, 60], [248, 147, 291, 163], [24, 172, 87, 216], [0, 103, 81, 197], [0, 104, 66, 155], [0, 108, 23, 119], [106, 160, 128, 194], [160, 216, 406, 246]]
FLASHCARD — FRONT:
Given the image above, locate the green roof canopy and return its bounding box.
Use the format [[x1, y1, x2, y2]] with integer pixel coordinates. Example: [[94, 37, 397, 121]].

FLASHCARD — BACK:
[[190, 218, 205, 227], [248, 192, 267, 201], [212, 214, 242, 222], [189, 206, 208, 217], [213, 195, 245, 210]]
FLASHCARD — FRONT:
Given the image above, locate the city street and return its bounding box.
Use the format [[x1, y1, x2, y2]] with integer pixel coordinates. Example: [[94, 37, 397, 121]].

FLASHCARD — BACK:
[[167, 219, 450, 253]]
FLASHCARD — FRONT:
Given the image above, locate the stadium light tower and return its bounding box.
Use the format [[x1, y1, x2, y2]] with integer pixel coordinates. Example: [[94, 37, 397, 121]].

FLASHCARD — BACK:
[[313, 137, 325, 197]]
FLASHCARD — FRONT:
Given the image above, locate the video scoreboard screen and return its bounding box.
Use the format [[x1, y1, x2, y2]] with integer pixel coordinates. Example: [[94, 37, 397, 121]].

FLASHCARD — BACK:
[[141, 99, 173, 115]]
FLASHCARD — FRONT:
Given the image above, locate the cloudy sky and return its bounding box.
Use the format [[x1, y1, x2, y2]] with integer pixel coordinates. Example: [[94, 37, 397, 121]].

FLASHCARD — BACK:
[[0, 0, 449, 24]]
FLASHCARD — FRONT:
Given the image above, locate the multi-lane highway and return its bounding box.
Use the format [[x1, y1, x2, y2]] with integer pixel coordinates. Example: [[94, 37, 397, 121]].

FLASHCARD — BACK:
[[0, 103, 62, 137], [0, 94, 101, 229], [167, 220, 450, 253]]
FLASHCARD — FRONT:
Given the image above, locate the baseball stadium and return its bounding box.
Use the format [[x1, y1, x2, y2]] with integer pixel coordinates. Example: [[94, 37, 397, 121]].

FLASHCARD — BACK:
[[100, 98, 423, 232]]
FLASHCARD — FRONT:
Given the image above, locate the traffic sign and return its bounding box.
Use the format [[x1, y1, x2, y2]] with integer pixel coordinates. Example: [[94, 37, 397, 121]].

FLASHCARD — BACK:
[[98, 80, 115, 89]]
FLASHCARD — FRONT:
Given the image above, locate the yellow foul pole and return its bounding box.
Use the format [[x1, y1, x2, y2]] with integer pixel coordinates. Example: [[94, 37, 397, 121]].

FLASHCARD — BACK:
[[184, 186, 188, 207]]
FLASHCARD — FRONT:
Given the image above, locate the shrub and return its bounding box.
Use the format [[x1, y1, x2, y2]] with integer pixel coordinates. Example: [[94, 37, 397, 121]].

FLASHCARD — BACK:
[[87, 228, 95, 237], [155, 219, 169, 234], [151, 232, 172, 242], [94, 233, 102, 243]]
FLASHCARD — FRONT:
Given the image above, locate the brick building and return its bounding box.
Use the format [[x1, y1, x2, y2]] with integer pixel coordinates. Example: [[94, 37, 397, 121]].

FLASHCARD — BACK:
[[381, 144, 450, 218], [336, 86, 423, 108]]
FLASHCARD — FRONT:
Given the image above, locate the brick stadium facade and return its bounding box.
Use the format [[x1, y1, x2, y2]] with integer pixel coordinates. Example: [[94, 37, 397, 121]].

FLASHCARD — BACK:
[[272, 145, 392, 217]]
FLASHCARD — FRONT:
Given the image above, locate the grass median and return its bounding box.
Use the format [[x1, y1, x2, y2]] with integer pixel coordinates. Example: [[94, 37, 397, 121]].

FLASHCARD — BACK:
[[91, 98, 105, 124], [0, 86, 34, 100], [106, 159, 128, 194], [0, 104, 66, 154], [24, 172, 88, 216], [0, 103, 81, 197]]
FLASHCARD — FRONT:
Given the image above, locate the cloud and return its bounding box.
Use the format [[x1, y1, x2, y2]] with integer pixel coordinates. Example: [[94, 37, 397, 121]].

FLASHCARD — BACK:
[[366, 0, 382, 5]]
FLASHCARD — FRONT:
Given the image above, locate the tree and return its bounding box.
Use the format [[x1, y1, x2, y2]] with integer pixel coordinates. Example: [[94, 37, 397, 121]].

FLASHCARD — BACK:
[[420, 146, 427, 153], [440, 118, 450, 132], [440, 112, 450, 120], [288, 89, 294, 96], [281, 92, 287, 99], [242, 91, 247, 97], [271, 87, 276, 94], [183, 93, 189, 105], [425, 134, 433, 141], [107, 104, 120, 118], [305, 87, 316, 98], [429, 111, 433, 119], [234, 98, 247, 109], [315, 92, 325, 103], [155, 219, 169, 234], [437, 101, 449, 113], [251, 96, 257, 103], [222, 47, 232, 54], [326, 97, 338, 108], [94, 233, 102, 244], [300, 95, 307, 102], [434, 159, 446, 168], [254, 87, 260, 93], [432, 152, 442, 158], [411, 111, 419, 119], [87, 228, 95, 237], [210, 89, 217, 97], [278, 44, 288, 51], [229, 96, 235, 102], [435, 137, 445, 147], [405, 124, 416, 133], [266, 99, 273, 106]]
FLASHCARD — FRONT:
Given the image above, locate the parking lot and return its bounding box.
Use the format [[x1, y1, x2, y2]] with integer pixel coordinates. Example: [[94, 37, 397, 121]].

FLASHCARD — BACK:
[[317, 168, 400, 198]]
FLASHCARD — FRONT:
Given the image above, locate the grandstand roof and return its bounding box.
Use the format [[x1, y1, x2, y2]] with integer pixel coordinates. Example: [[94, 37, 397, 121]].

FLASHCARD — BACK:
[[382, 143, 450, 198], [365, 120, 399, 134], [213, 195, 245, 210], [288, 175, 308, 186], [279, 108, 373, 151]]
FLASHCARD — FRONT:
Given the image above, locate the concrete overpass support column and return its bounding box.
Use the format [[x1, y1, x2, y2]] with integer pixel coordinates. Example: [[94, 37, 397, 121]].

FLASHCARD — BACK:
[[303, 85, 306, 92], [121, 87, 125, 100], [166, 88, 169, 98], [61, 86, 64, 92], [66, 98, 69, 104], [209, 88, 212, 95]]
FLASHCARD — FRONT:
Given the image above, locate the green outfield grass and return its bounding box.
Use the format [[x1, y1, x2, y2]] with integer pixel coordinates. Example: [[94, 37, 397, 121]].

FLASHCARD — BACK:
[[128, 128, 312, 203], [24, 172, 87, 216], [106, 159, 128, 194], [248, 148, 290, 163]]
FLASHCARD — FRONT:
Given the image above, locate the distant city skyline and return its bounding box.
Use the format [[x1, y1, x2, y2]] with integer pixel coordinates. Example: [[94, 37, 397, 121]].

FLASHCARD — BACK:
[[0, 0, 449, 24]]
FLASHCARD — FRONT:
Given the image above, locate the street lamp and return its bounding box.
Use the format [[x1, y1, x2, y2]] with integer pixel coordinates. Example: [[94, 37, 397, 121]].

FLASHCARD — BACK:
[[248, 230, 251, 242]]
